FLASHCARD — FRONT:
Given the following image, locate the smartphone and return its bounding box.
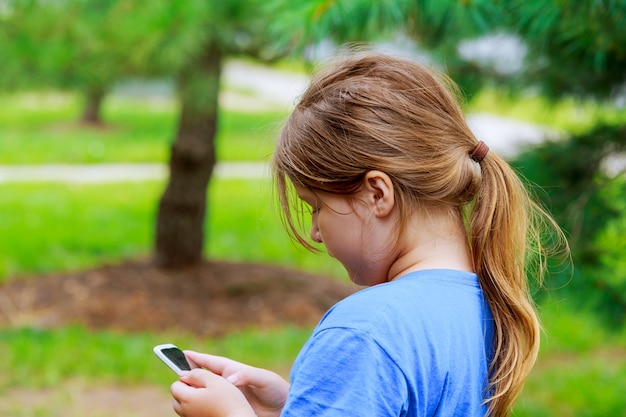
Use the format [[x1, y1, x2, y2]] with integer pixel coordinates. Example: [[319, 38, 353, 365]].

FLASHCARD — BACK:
[[153, 343, 197, 375]]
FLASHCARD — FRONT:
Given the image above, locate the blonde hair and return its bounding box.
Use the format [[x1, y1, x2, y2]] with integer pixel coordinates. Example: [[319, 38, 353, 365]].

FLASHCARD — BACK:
[[271, 52, 563, 416]]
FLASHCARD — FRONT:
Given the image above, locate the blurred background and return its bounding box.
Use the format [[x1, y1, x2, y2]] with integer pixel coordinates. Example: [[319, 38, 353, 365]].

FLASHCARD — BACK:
[[1, 0, 625, 415]]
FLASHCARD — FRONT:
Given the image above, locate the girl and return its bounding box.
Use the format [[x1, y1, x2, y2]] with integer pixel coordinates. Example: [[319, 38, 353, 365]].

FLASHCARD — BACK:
[[170, 52, 563, 417]]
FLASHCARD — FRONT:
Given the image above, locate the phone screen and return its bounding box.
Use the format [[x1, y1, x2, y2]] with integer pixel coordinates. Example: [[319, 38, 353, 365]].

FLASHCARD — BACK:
[[154, 344, 195, 375], [161, 346, 192, 371]]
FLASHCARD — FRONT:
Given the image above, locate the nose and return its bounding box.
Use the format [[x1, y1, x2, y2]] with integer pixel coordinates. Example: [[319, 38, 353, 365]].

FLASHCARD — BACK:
[[310, 223, 322, 243]]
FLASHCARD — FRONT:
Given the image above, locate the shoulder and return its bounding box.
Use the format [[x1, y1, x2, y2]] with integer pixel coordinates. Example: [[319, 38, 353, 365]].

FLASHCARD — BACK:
[[287, 270, 492, 416], [317, 269, 483, 333]]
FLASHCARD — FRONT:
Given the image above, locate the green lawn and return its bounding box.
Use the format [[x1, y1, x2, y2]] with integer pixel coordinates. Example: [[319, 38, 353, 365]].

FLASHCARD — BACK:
[[514, 301, 626, 416], [0, 325, 311, 390], [0, 91, 287, 164], [0, 179, 344, 281]]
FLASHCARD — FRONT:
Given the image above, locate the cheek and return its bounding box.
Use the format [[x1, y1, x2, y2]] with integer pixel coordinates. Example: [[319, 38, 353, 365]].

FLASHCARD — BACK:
[[319, 215, 363, 259]]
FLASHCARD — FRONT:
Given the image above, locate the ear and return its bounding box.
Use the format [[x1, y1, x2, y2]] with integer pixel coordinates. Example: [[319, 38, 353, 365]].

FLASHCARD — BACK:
[[362, 170, 395, 217]]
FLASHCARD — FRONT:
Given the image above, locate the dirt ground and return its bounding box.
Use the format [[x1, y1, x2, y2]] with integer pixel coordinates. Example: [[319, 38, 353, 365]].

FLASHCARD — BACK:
[[0, 259, 355, 334], [0, 259, 356, 416]]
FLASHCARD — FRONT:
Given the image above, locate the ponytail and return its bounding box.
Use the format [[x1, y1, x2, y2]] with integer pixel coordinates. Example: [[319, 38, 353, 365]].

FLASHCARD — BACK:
[[470, 152, 564, 417]]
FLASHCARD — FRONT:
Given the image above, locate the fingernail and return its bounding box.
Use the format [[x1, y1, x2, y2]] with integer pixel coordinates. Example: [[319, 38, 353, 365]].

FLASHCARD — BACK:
[[226, 374, 239, 385]]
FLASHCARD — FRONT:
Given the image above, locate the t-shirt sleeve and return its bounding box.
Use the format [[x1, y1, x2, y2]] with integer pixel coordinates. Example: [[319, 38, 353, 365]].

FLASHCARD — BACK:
[[281, 327, 409, 416]]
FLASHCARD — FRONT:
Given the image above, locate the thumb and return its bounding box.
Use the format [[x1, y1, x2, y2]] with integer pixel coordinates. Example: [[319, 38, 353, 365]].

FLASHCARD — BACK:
[[179, 368, 215, 388]]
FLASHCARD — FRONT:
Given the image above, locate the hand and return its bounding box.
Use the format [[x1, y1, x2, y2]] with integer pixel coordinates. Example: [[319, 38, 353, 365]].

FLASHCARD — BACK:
[[171, 368, 256, 417], [183, 351, 290, 417]]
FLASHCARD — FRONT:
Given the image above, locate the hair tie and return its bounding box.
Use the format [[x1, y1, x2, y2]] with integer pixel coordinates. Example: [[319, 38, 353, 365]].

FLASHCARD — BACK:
[[470, 141, 489, 163]]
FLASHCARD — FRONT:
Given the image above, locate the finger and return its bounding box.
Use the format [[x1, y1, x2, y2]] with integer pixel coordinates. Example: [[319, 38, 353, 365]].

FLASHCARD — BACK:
[[227, 367, 288, 391], [171, 379, 194, 416], [172, 397, 182, 416], [171, 379, 194, 400], [184, 351, 242, 375], [179, 368, 225, 388]]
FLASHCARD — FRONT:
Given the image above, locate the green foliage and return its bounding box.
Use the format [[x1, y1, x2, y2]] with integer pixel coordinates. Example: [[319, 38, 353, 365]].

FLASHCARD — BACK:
[[0, 0, 293, 130], [0, 0, 293, 90], [512, 301, 626, 416], [513, 124, 626, 324], [516, 355, 626, 416], [270, 0, 492, 49], [268, 0, 504, 97], [504, 0, 626, 100], [0, 1, 179, 90], [274, 0, 626, 102]]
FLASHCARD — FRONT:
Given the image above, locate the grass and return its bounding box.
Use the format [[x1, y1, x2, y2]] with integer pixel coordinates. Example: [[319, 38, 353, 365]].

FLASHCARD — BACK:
[[0, 179, 344, 282], [0, 182, 157, 279], [0, 91, 286, 164], [0, 325, 311, 390], [513, 301, 626, 416]]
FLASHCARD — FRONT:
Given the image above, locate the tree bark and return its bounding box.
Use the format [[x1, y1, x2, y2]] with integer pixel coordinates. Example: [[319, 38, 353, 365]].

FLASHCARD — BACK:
[[155, 43, 222, 268], [80, 86, 106, 125]]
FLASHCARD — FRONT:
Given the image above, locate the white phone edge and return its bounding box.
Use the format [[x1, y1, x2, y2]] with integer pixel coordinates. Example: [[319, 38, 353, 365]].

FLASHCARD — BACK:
[[153, 343, 191, 376]]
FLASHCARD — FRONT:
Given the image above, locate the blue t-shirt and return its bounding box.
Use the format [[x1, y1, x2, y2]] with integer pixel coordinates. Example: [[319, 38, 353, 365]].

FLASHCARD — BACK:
[[281, 269, 494, 417]]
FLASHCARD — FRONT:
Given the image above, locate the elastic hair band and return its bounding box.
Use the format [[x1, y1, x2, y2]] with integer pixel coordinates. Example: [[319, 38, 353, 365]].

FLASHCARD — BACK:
[[470, 141, 489, 163]]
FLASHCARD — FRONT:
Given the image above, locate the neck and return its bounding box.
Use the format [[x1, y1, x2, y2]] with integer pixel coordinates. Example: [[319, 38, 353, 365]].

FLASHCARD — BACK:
[[387, 208, 473, 281]]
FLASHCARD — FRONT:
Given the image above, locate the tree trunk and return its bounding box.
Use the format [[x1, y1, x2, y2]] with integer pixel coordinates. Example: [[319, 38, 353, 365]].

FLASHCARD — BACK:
[[154, 43, 222, 268], [81, 86, 106, 125]]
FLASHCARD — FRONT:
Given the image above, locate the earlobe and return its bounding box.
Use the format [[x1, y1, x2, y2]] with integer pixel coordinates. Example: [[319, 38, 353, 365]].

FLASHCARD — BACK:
[[364, 171, 395, 217]]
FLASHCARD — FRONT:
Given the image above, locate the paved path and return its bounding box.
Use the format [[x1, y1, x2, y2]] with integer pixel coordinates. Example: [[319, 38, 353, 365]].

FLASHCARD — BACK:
[[0, 162, 269, 183]]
